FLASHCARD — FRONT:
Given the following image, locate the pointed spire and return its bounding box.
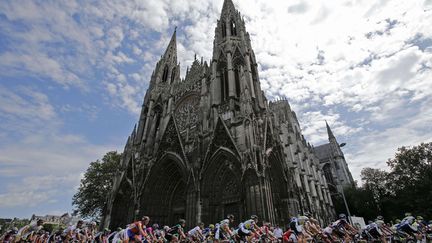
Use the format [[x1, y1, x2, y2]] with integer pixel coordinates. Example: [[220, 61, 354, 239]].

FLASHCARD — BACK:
[[163, 27, 177, 62], [325, 120, 336, 141], [221, 0, 236, 15]]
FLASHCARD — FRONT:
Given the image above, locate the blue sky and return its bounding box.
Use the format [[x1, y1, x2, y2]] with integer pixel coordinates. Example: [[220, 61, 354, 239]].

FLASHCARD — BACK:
[[0, 0, 431, 218]]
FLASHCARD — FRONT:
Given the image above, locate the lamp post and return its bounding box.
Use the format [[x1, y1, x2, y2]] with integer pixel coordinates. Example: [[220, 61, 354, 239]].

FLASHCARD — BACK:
[[328, 181, 352, 224], [327, 142, 352, 224]]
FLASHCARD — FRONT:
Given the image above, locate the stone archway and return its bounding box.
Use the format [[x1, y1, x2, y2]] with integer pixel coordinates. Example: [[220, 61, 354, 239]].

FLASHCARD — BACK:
[[267, 154, 290, 226], [110, 177, 134, 229], [141, 154, 188, 226], [200, 149, 243, 225]]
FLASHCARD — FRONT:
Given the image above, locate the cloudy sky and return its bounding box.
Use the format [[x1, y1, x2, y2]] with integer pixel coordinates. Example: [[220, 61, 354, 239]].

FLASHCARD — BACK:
[[0, 0, 431, 218]]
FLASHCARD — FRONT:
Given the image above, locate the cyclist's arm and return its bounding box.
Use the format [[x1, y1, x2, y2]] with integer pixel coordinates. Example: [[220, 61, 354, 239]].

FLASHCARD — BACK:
[[178, 228, 186, 239], [223, 225, 233, 236]]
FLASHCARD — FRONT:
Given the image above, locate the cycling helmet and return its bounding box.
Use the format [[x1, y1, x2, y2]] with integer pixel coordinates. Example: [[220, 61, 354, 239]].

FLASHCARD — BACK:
[[142, 216, 150, 221], [339, 213, 346, 219], [250, 215, 259, 220], [178, 219, 186, 225], [209, 224, 215, 229], [227, 214, 235, 220], [395, 219, 401, 224], [404, 212, 412, 217], [116, 227, 122, 231], [377, 215, 384, 220], [152, 224, 159, 229], [417, 216, 424, 220]]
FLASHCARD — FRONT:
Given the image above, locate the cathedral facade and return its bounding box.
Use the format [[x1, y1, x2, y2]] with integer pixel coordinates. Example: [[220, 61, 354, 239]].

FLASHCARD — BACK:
[[103, 0, 342, 229]]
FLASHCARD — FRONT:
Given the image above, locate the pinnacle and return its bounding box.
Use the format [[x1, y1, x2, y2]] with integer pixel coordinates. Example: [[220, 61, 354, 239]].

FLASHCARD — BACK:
[[221, 0, 237, 16], [163, 27, 177, 62], [325, 120, 336, 140]]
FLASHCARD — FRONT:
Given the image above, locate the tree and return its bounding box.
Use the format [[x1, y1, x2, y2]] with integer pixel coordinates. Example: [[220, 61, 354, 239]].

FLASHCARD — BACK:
[[342, 186, 379, 222], [72, 151, 121, 219], [360, 168, 389, 214], [386, 142, 432, 219]]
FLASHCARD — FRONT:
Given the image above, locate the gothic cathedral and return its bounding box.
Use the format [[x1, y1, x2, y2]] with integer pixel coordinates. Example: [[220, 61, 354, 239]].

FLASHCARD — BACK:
[[103, 0, 353, 229]]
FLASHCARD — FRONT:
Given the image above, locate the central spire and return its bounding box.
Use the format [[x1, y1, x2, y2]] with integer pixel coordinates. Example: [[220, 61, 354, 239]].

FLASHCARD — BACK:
[[221, 0, 236, 15]]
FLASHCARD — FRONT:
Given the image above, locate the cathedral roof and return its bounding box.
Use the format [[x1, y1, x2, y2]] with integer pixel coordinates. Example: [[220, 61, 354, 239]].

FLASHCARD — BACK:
[[314, 143, 332, 162]]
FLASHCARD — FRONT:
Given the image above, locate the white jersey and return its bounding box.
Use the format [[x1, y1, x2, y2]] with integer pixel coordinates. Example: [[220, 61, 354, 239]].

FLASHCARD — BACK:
[[188, 226, 202, 237], [323, 226, 333, 234]]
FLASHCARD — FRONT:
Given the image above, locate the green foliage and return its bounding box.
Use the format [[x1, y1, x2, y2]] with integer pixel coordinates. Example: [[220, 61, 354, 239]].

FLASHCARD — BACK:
[[386, 142, 432, 218], [344, 142, 432, 221], [72, 151, 121, 220], [42, 223, 59, 233], [340, 186, 379, 221]]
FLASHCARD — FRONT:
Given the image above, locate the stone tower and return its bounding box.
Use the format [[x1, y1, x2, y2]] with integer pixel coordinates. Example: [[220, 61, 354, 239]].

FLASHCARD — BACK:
[[103, 0, 338, 229], [315, 122, 355, 193]]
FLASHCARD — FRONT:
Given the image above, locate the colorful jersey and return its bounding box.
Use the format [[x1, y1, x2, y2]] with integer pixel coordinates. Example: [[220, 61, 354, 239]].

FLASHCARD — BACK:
[[188, 226, 202, 237], [128, 221, 143, 234], [219, 219, 230, 228], [242, 219, 256, 230], [332, 219, 349, 229], [167, 224, 183, 235]]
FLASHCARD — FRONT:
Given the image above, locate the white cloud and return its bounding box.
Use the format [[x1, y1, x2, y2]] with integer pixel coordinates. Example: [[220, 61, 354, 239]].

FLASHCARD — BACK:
[[0, 86, 119, 213], [0, 175, 78, 208]]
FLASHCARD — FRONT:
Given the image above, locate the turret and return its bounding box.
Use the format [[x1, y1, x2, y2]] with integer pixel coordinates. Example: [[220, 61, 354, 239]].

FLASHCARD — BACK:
[[210, 0, 265, 115]]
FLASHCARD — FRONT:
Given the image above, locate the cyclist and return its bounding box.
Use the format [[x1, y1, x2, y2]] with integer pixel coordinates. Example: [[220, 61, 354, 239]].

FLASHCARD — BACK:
[[375, 216, 393, 239], [289, 217, 305, 243], [397, 214, 418, 238], [363, 220, 385, 242], [165, 219, 187, 242], [47, 227, 64, 243], [94, 228, 110, 243], [124, 216, 151, 242], [151, 224, 165, 242], [260, 221, 277, 241], [298, 215, 313, 242], [17, 219, 44, 241], [63, 219, 85, 242], [187, 222, 205, 242], [215, 214, 235, 242], [112, 228, 128, 243], [108, 227, 123, 242], [82, 221, 98, 241], [202, 224, 215, 240], [322, 224, 338, 243], [0, 227, 18, 242], [236, 215, 260, 242], [331, 214, 357, 242]]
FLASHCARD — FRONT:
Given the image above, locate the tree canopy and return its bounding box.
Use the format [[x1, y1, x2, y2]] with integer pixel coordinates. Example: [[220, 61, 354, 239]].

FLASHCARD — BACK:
[[339, 142, 432, 221], [72, 151, 121, 219]]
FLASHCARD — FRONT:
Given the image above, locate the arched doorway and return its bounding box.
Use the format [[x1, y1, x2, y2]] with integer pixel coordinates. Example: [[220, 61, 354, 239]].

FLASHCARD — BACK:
[[201, 150, 243, 225], [141, 154, 188, 226], [110, 163, 135, 229], [267, 154, 289, 225]]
